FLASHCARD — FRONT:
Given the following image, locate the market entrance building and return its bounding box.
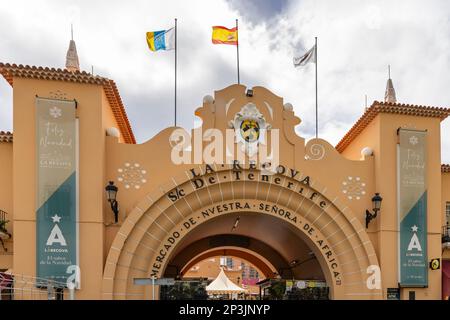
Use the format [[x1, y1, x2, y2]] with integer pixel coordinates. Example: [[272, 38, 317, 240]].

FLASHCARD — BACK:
[[0, 40, 449, 300]]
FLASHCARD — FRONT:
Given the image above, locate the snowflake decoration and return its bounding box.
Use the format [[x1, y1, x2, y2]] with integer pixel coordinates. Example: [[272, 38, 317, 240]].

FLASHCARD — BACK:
[[117, 162, 147, 190], [342, 176, 366, 200], [409, 136, 418, 146], [49, 106, 62, 118]]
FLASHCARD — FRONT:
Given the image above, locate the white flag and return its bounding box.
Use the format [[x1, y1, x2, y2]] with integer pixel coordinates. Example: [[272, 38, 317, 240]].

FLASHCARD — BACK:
[[164, 27, 176, 50], [293, 45, 316, 67]]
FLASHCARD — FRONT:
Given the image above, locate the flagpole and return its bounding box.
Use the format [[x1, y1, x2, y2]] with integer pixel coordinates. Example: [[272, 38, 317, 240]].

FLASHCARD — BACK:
[[175, 18, 177, 127], [315, 36, 318, 139], [236, 19, 240, 84]]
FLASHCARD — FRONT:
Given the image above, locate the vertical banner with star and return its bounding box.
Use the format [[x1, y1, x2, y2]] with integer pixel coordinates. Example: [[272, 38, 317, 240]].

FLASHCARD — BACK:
[[36, 97, 78, 288], [397, 128, 427, 287]]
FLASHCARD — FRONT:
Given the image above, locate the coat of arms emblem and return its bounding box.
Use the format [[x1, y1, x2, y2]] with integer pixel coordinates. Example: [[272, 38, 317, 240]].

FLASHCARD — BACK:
[[229, 103, 271, 156]]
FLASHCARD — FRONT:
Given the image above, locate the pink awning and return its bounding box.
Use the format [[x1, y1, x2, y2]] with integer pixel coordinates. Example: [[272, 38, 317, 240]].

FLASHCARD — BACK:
[[443, 261, 450, 300], [242, 278, 260, 286], [0, 272, 13, 289], [443, 260, 450, 278]]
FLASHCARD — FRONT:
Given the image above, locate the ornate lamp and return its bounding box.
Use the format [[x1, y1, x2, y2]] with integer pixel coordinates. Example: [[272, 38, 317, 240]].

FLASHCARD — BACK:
[[366, 193, 383, 228], [105, 181, 119, 223]]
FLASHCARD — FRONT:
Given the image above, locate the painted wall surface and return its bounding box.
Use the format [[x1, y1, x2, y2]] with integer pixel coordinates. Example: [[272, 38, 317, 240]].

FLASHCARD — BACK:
[[378, 114, 441, 299], [0, 79, 448, 300], [343, 113, 445, 299], [101, 85, 378, 300], [105, 85, 375, 244], [341, 116, 381, 258], [7, 77, 121, 299]]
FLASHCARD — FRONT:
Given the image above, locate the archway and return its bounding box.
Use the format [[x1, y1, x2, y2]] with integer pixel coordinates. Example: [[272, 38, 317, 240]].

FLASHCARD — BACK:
[[179, 247, 276, 279], [163, 213, 328, 281], [102, 164, 382, 300], [163, 212, 329, 300]]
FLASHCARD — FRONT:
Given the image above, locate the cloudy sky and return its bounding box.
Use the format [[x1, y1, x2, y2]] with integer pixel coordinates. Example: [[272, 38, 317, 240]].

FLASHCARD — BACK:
[[0, 0, 449, 162]]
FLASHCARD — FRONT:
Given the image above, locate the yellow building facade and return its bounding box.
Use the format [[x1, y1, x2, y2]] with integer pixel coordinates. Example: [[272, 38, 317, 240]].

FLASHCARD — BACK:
[[0, 53, 449, 300]]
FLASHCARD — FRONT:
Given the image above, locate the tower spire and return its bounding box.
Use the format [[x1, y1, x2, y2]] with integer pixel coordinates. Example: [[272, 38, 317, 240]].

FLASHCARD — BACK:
[[384, 64, 396, 103], [66, 24, 79, 72]]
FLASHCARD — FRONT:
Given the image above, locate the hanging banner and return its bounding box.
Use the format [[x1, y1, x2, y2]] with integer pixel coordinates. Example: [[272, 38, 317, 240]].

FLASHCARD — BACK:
[[397, 128, 427, 287], [36, 97, 78, 288]]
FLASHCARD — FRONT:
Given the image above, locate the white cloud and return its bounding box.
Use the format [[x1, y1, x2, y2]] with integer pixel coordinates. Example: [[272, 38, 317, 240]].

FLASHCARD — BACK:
[[0, 0, 449, 163]]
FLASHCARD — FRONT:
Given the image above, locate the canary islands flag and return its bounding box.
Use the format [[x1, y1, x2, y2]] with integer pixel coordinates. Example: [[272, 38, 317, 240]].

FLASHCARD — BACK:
[[146, 28, 175, 51], [212, 26, 238, 45]]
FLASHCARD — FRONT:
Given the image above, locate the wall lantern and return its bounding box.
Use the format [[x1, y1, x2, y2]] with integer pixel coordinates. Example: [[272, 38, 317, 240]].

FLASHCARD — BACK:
[[365, 193, 383, 228], [105, 181, 119, 223]]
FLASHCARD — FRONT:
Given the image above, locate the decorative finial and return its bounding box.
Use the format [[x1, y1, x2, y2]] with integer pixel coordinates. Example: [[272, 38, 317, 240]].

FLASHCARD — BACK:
[[384, 65, 396, 103], [66, 24, 80, 72]]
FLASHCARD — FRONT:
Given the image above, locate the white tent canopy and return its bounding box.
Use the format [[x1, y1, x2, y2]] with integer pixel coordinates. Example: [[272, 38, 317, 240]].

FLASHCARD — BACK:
[[206, 268, 246, 294]]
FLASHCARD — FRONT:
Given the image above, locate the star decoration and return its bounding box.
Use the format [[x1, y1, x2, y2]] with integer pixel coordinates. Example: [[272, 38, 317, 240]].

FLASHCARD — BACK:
[[411, 225, 418, 232], [51, 214, 61, 223], [342, 176, 366, 200], [117, 162, 148, 189]]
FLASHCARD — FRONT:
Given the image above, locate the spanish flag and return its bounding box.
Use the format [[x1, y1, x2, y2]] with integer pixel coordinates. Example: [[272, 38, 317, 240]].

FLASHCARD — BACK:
[[212, 26, 238, 45]]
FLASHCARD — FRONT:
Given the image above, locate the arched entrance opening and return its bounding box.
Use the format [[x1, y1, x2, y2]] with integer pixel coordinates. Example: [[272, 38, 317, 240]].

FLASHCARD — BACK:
[[102, 166, 382, 300], [163, 245, 272, 300], [160, 212, 328, 299], [163, 213, 327, 279], [179, 247, 276, 279]]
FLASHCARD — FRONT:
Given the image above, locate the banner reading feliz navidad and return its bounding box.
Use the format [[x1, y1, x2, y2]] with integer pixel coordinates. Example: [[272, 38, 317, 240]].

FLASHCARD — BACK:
[[397, 128, 428, 287], [36, 97, 78, 288]]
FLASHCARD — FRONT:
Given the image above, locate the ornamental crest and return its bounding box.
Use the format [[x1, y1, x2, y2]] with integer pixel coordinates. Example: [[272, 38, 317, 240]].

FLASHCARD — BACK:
[[229, 103, 271, 156]]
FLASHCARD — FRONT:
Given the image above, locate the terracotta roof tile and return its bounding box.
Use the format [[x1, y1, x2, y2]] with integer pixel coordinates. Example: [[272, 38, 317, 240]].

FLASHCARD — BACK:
[[443, 164, 450, 173], [0, 131, 13, 143], [0, 62, 135, 144], [336, 101, 450, 153]]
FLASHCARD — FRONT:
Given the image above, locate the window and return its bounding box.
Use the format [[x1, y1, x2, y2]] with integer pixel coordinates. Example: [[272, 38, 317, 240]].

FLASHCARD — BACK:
[[219, 256, 233, 269], [241, 263, 247, 278], [226, 257, 233, 269], [249, 266, 259, 279], [240, 263, 259, 280]]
